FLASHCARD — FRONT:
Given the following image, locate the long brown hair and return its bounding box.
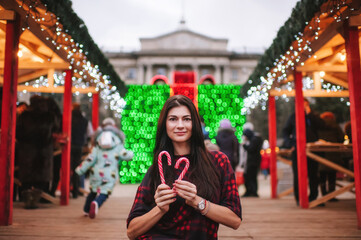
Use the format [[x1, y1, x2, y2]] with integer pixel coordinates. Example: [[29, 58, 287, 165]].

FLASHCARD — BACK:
[[149, 95, 220, 200]]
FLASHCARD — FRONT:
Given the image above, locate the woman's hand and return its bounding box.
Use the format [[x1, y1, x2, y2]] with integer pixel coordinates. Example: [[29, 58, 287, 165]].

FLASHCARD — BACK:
[[154, 184, 177, 213], [173, 180, 198, 208]]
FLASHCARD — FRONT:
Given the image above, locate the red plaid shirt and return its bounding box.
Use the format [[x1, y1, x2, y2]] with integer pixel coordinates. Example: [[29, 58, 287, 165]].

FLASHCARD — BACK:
[[127, 151, 242, 239]]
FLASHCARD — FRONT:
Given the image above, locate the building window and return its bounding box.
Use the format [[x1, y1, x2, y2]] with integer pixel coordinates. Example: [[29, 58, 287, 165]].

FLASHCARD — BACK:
[[127, 68, 136, 79], [231, 69, 238, 80], [156, 67, 166, 76]]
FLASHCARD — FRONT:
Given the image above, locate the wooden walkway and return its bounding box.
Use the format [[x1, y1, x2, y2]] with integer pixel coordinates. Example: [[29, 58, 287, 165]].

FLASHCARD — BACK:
[[0, 184, 360, 240]]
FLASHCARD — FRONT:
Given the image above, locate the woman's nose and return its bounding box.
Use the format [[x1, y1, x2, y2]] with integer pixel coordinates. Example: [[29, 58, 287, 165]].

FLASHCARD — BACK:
[[176, 120, 184, 128]]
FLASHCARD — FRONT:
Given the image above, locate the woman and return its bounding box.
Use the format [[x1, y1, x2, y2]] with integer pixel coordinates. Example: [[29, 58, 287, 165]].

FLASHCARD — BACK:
[[127, 95, 242, 239]]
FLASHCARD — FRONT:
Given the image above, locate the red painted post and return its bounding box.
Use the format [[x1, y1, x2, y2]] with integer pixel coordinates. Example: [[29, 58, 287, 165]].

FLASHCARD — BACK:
[[60, 70, 72, 205], [294, 71, 308, 208], [0, 13, 21, 226], [344, 21, 361, 228], [268, 96, 277, 198], [92, 93, 99, 131]]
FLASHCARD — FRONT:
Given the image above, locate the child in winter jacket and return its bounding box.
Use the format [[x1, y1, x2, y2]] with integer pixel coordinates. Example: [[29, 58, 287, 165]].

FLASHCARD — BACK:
[[75, 118, 133, 219]]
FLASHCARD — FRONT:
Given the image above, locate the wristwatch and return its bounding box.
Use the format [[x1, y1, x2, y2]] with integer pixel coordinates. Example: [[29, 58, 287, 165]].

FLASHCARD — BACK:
[[197, 198, 206, 211]]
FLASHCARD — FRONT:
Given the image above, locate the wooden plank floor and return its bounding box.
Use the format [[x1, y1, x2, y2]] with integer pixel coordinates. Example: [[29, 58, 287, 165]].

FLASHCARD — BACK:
[[0, 183, 360, 239]]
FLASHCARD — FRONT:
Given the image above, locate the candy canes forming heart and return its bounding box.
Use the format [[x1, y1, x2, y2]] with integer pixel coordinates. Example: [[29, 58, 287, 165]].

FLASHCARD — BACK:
[[174, 157, 190, 181], [158, 151, 172, 184], [158, 151, 190, 184]]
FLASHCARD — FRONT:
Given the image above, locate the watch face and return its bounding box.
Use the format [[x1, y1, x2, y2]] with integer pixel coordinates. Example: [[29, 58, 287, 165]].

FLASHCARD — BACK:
[[198, 200, 205, 210]]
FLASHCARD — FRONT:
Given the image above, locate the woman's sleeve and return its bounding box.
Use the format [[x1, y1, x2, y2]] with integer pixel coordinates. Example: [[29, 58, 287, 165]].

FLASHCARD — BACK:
[[127, 169, 154, 227], [215, 152, 242, 219]]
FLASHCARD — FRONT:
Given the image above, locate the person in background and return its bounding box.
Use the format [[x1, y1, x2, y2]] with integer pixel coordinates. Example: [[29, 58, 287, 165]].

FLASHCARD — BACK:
[[46, 97, 63, 197], [318, 112, 344, 201], [242, 128, 263, 197], [282, 98, 325, 205], [127, 95, 241, 239], [16, 95, 56, 208], [216, 119, 240, 171], [70, 103, 88, 199], [76, 118, 133, 219], [14, 102, 29, 201]]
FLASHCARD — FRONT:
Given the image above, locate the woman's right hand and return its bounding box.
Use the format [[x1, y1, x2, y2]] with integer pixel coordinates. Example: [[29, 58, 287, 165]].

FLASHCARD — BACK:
[[154, 184, 177, 213]]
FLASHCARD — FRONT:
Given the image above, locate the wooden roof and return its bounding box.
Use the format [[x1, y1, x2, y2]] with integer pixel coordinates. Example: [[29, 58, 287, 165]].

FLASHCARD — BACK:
[[0, 0, 126, 96], [243, 0, 361, 100]]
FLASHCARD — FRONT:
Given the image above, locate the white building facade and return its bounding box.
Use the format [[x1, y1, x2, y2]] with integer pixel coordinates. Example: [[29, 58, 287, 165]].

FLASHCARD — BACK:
[[105, 26, 261, 85]]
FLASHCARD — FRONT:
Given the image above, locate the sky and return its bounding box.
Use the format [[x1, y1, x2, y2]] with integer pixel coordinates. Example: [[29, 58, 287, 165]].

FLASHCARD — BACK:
[[71, 0, 299, 53]]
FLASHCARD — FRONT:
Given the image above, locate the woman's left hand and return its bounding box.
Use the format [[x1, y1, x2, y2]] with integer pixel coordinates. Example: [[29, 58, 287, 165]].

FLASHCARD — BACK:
[[173, 179, 198, 208]]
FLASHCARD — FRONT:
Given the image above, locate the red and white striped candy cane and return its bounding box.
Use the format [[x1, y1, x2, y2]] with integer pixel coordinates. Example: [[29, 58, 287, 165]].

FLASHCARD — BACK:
[[158, 151, 172, 184], [174, 157, 190, 181]]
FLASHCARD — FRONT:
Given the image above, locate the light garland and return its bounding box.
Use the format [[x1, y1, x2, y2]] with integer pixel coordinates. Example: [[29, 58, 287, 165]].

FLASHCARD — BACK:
[[17, 0, 125, 117], [244, 0, 353, 112]]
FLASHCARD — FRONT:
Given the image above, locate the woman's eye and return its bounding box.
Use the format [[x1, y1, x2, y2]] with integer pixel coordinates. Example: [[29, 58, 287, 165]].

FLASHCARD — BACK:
[[169, 118, 176, 121], [184, 118, 191, 121]]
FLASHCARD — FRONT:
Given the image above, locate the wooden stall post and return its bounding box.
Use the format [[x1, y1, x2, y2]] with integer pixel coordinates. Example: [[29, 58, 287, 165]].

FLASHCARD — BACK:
[[60, 69, 72, 205], [0, 12, 20, 226], [294, 71, 308, 208], [268, 95, 277, 198], [92, 92, 99, 131], [344, 21, 361, 228]]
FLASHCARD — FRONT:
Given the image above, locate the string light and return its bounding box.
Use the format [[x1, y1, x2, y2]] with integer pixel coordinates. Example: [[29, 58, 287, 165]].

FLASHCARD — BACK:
[[17, 0, 123, 115], [244, 1, 353, 111]]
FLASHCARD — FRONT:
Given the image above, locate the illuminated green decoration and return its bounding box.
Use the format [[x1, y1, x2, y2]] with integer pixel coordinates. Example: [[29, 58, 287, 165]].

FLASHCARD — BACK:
[[198, 85, 246, 143], [120, 85, 170, 183], [120, 84, 245, 184]]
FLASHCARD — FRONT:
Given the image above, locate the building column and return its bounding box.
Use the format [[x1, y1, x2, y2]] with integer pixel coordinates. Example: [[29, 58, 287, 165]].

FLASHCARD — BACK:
[[192, 64, 199, 83], [145, 64, 152, 84], [137, 64, 144, 84], [223, 66, 231, 84], [168, 64, 175, 84], [214, 65, 221, 83]]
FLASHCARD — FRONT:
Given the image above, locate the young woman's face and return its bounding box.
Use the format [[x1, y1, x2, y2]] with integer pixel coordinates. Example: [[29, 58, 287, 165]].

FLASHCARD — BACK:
[[166, 105, 192, 144]]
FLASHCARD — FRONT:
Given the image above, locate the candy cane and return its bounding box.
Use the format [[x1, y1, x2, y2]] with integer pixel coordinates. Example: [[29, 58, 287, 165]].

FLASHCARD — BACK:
[[174, 157, 190, 181], [158, 151, 172, 184]]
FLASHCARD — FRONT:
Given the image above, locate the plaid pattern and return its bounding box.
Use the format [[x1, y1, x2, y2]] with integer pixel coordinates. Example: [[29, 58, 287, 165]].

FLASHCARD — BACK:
[[127, 151, 242, 239]]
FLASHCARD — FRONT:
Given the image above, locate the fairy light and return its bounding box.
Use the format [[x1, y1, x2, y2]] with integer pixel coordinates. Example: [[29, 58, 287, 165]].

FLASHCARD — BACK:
[[244, 1, 353, 111], [17, 0, 124, 114]]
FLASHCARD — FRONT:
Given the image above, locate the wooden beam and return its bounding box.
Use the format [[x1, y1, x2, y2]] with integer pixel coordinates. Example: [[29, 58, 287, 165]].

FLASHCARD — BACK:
[[344, 20, 361, 229], [306, 151, 354, 177], [277, 187, 294, 198], [313, 72, 322, 91], [296, 64, 347, 72], [309, 183, 355, 208], [349, 15, 361, 27], [0, 61, 69, 69], [268, 96, 277, 199], [0, 10, 15, 20], [323, 73, 349, 89], [295, 71, 308, 209], [0, 0, 69, 62], [0, 12, 21, 226], [269, 89, 349, 97], [17, 85, 98, 94], [17, 69, 48, 83]]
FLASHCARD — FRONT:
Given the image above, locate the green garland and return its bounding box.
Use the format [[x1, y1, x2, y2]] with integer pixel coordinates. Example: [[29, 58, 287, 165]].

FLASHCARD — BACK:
[[241, 0, 328, 97], [40, 0, 127, 97]]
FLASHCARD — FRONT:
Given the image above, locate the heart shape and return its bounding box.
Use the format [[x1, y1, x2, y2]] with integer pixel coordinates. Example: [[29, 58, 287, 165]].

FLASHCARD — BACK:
[[158, 151, 190, 184]]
